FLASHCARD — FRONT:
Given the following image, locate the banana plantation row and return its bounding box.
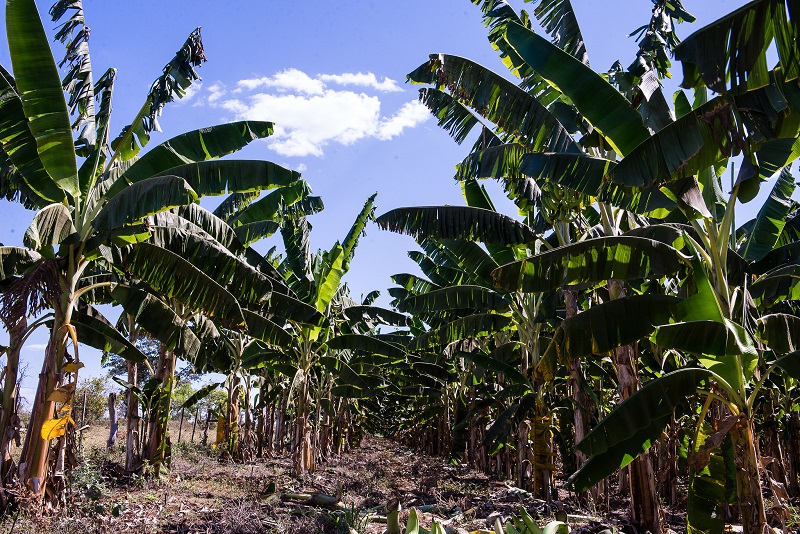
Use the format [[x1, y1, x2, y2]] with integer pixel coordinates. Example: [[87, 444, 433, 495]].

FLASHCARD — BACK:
[[1, 0, 800, 533]]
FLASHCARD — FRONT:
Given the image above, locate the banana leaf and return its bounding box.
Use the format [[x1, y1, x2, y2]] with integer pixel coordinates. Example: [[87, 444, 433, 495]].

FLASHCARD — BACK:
[[504, 21, 649, 156], [492, 236, 686, 292], [6, 0, 78, 197], [377, 206, 539, 245], [570, 368, 712, 489], [674, 0, 800, 92], [0, 66, 66, 205]]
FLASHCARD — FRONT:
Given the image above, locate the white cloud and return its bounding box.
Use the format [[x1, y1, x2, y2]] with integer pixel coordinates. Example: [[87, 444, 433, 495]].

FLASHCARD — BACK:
[[25, 343, 48, 351], [377, 100, 432, 140], [208, 69, 430, 157], [207, 82, 227, 104], [237, 68, 325, 95], [318, 72, 402, 92]]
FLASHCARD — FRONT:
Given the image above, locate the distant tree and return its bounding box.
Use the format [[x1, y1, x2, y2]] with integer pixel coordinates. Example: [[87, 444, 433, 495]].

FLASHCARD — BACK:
[[73, 376, 114, 426]]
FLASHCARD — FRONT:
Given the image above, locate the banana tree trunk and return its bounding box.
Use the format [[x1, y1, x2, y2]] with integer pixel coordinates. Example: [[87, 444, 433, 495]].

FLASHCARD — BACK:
[[293, 377, 314, 476], [256, 395, 265, 459], [241, 374, 252, 460], [787, 411, 800, 497], [0, 317, 24, 502], [731, 415, 769, 533], [145, 345, 175, 476], [276, 388, 286, 454], [224, 375, 241, 457], [124, 360, 140, 472], [21, 302, 70, 498], [106, 393, 118, 449], [609, 280, 662, 533], [564, 291, 592, 488], [763, 393, 788, 491], [532, 406, 553, 500], [265, 391, 276, 456]]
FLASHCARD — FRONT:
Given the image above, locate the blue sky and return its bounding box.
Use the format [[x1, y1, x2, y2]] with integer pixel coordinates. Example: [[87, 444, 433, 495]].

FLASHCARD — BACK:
[[0, 0, 759, 398]]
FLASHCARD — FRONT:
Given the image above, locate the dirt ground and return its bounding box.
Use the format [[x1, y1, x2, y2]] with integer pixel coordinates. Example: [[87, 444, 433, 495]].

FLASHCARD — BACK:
[[0, 424, 686, 533]]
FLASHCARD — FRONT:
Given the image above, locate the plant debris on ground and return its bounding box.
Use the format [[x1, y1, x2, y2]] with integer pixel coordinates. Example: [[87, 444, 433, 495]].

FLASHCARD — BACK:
[[1, 428, 695, 533]]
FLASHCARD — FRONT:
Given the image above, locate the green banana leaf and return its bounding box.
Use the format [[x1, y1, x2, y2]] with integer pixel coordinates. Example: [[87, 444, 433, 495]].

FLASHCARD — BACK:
[[93, 175, 199, 232], [459, 349, 529, 387], [537, 295, 684, 381], [71, 308, 148, 363], [233, 221, 280, 246], [280, 217, 313, 294], [392, 273, 441, 295], [180, 382, 222, 410], [113, 121, 275, 193], [484, 393, 538, 448], [686, 446, 728, 534], [77, 68, 116, 196], [775, 350, 800, 379], [738, 166, 796, 261], [325, 334, 408, 360], [0, 66, 65, 205], [459, 179, 519, 266], [569, 413, 672, 492], [342, 306, 410, 327], [492, 236, 687, 292], [264, 291, 326, 327], [521, 152, 614, 197], [154, 159, 301, 197], [440, 238, 502, 285], [406, 251, 463, 288], [752, 240, 800, 275], [229, 181, 315, 227], [315, 244, 345, 313], [398, 286, 510, 314], [527, 0, 589, 65], [6, 0, 79, 197], [674, 0, 800, 92], [0, 246, 42, 280], [410, 55, 578, 153], [118, 243, 244, 325], [23, 203, 77, 250], [142, 226, 276, 307], [750, 136, 800, 185], [605, 101, 718, 189], [757, 313, 800, 353], [50, 0, 96, 157], [651, 319, 758, 393], [416, 88, 482, 145], [468, 0, 557, 100], [413, 313, 512, 350], [342, 193, 376, 270], [750, 264, 800, 306], [109, 28, 205, 163], [110, 284, 204, 363], [569, 368, 712, 490], [243, 309, 292, 348], [577, 368, 712, 456], [377, 206, 539, 245], [412, 360, 453, 383], [504, 21, 649, 156], [169, 204, 242, 251], [213, 190, 259, 221]]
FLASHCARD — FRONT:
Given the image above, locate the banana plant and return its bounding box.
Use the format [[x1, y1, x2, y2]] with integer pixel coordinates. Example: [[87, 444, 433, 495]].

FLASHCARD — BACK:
[[487, 165, 800, 532], [377, 176, 592, 499], [399, 3, 682, 522], [404, 0, 800, 531], [0, 0, 303, 501], [243, 193, 416, 475]]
